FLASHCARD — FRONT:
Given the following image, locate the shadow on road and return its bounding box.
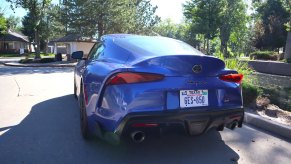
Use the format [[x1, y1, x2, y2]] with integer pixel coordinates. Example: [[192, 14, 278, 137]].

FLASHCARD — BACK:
[[0, 95, 239, 164], [0, 66, 73, 76]]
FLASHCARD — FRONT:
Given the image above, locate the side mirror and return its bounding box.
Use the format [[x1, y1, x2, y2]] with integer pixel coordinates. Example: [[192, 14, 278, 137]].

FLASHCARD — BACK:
[[71, 51, 84, 60]]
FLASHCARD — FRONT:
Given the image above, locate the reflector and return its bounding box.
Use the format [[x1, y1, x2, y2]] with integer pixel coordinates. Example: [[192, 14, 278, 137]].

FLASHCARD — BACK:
[[132, 123, 159, 127]]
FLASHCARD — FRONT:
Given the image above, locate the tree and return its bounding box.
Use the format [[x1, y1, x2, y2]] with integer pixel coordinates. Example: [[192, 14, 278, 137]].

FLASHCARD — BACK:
[[21, 12, 35, 53], [154, 19, 200, 48], [60, 0, 160, 39], [252, 0, 289, 50], [183, 0, 225, 54], [6, 15, 22, 32], [282, 0, 291, 59], [40, 4, 66, 53], [7, 0, 52, 59], [131, 0, 161, 34], [0, 9, 7, 35], [219, 0, 248, 57]]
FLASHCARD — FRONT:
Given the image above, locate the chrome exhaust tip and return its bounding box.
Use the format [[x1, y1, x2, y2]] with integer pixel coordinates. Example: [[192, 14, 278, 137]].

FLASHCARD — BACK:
[[131, 131, 145, 143]]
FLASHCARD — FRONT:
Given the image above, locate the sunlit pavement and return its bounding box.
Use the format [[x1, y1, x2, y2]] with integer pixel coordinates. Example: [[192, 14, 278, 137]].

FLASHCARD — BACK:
[[0, 65, 290, 164]]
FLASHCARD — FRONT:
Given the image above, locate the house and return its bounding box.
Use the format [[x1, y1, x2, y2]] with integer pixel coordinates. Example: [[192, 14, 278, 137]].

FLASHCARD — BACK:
[[0, 30, 29, 54], [52, 34, 96, 56]]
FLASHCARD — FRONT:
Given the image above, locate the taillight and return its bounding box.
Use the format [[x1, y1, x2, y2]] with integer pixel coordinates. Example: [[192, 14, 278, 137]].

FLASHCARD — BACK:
[[219, 74, 243, 83], [107, 72, 164, 85]]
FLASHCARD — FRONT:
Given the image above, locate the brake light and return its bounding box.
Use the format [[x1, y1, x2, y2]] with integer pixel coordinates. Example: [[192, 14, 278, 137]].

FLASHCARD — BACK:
[[219, 74, 243, 83], [107, 72, 164, 85]]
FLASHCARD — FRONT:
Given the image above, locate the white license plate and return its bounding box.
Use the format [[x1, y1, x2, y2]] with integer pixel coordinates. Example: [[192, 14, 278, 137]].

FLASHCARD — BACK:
[[180, 90, 209, 108]]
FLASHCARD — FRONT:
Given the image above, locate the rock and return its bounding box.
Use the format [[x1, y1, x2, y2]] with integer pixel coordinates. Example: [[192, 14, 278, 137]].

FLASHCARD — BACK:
[[256, 97, 270, 109]]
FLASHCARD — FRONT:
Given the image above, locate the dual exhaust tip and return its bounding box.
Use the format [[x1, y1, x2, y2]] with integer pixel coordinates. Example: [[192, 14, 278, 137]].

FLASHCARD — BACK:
[[131, 131, 145, 143], [131, 121, 238, 142], [226, 121, 238, 130]]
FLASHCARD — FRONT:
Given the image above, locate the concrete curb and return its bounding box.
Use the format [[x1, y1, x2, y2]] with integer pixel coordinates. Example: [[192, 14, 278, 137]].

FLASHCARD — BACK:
[[244, 112, 291, 140], [3, 62, 76, 67]]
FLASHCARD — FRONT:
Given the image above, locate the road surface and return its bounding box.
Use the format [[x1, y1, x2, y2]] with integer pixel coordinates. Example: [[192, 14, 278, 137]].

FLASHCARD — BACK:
[[0, 65, 290, 164]]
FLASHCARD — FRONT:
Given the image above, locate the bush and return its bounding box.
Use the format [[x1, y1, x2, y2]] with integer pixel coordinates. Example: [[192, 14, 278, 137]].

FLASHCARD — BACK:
[[19, 59, 33, 63], [249, 51, 277, 60], [242, 83, 261, 106], [39, 58, 55, 63], [287, 58, 291, 63]]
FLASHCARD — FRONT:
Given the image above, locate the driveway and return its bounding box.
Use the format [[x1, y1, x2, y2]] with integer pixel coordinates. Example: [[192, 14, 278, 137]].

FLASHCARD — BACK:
[[0, 65, 290, 164]]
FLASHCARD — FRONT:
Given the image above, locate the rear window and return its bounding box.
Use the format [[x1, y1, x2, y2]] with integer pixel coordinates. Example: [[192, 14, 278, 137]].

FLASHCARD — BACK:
[[114, 36, 204, 57]]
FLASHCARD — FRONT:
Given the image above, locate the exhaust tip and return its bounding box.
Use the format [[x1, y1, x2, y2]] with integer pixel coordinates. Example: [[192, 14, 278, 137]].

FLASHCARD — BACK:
[[131, 131, 145, 143], [231, 121, 238, 130], [226, 121, 238, 130]]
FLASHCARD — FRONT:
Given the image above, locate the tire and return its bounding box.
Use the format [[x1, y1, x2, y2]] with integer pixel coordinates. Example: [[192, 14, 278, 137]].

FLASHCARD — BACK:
[[79, 85, 90, 140]]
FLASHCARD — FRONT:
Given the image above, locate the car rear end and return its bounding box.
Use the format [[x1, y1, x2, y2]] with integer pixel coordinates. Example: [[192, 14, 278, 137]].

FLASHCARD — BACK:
[[98, 54, 244, 142]]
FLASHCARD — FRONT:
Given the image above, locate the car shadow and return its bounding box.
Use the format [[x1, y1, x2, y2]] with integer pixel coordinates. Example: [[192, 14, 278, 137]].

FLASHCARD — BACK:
[[0, 95, 239, 164]]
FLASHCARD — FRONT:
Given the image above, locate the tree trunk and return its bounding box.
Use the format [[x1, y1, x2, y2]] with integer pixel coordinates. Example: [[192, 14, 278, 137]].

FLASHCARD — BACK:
[[220, 40, 228, 58], [203, 39, 206, 53], [34, 29, 41, 59], [28, 43, 31, 53], [206, 38, 210, 55], [44, 40, 48, 55], [284, 32, 291, 59]]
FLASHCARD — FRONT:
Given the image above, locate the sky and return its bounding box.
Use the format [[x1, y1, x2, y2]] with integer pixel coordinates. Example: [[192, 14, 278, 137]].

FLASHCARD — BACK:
[[151, 0, 187, 23], [1, 0, 187, 23]]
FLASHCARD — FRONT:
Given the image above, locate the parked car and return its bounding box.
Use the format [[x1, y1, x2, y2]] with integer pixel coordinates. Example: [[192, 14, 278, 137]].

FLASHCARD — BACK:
[[72, 34, 244, 144]]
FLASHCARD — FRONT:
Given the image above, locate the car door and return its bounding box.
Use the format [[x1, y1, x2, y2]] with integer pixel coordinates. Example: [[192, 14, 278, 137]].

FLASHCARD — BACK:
[[81, 42, 106, 103], [75, 43, 103, 96]]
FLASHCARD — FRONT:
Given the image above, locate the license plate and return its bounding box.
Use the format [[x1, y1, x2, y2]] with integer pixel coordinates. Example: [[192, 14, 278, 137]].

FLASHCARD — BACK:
[[180, 90, 209, 108]]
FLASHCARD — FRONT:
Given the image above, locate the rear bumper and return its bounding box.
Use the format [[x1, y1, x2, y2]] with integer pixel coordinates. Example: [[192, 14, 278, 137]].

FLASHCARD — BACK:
[[114, 108, 244, 137]]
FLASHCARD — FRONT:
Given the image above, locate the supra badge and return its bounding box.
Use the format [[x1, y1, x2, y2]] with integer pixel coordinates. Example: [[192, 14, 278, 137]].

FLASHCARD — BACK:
[[192, 65, 202, 73]]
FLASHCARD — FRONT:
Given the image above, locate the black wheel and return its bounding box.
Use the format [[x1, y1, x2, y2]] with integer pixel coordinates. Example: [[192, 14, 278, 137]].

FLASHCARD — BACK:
[[79, 86, 90, 140]]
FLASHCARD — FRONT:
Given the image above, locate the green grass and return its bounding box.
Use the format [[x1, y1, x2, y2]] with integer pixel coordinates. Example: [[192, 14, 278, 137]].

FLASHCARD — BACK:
[[27, 53, 55, 58], [0, 53, 55, 58], [0, 53, 21, 57]]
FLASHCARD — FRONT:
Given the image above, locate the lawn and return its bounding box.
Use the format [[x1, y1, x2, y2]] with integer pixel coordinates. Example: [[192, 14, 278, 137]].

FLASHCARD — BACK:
[[0, 53, 21, 57], [0, 53, 55, 58]]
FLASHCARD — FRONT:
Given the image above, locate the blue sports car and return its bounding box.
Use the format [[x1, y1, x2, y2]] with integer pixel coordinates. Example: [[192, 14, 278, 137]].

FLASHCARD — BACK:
[[72, 34, 244, 144]]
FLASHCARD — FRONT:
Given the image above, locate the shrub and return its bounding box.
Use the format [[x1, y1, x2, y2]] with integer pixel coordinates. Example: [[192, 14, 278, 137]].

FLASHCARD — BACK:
[[242, 83, 261, 106], [249, 51, 277, 60], [287, 58, 291, 63], [39, 58, 55, 63], [278, 53, 284, 60], [19, 59, 33, 63]]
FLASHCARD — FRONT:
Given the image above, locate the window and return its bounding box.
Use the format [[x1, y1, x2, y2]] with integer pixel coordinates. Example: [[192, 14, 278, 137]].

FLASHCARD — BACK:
[[87, 43, 104, 60]]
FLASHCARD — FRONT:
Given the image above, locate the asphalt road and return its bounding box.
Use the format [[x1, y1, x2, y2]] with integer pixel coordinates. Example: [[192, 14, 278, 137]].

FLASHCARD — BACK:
[[0, 65, 290, 164]]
